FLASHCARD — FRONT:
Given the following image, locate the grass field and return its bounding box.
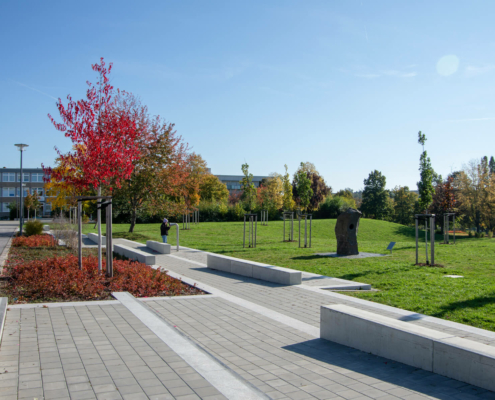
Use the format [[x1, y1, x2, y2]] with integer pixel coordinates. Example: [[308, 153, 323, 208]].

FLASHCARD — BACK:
[[83, 219, 495, 331]]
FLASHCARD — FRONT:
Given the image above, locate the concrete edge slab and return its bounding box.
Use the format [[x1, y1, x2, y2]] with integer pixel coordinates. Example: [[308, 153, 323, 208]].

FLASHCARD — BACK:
[[0, 297, 7, 344], [167, 251, 495, 341], [112, 291, 270, 400], [160, 257, 319, 338], [0, 228, 15, 274]]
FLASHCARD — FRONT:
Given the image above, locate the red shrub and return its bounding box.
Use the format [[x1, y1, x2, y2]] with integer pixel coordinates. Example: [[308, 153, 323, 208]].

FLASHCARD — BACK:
[[13, 235, 56, 248], [7, 254, 200, 302]]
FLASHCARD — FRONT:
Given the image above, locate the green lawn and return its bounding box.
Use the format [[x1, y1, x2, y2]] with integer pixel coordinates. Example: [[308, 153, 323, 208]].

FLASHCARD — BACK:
[[83, 219, 495, 331]]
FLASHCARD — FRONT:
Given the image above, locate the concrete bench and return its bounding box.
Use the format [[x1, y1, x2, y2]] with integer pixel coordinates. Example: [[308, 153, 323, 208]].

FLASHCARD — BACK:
[[320, 304, 495, 392], [88, 233, 106, 245], [207, 253, 301, 285], [114, 244, 155, 265], [146, 240, 171, 254]]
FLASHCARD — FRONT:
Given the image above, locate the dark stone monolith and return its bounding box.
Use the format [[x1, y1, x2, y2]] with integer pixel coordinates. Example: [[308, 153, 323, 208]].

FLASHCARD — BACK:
[[335, 208, 362, 256]]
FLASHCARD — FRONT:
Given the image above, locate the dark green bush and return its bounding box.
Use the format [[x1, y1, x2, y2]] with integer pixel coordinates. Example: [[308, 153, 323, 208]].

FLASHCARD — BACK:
[[24, 220, 43, 236]]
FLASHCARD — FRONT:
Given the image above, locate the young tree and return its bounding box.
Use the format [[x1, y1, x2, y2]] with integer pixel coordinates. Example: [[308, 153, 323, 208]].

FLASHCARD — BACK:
[[308, 172, 331, 211], [417, 131, 435, 212], [292, 163, 313, 212], [489, 156, 495, 174], [45, 58, 142, 271], [282, 164, 295, 211], [24, 193, 33, 220], [240, 163, 256, 212], [360, 170, 391, 219], [259, 174, 284, 212], [391, 186, 418, 225], [199, 174, 229, 202]]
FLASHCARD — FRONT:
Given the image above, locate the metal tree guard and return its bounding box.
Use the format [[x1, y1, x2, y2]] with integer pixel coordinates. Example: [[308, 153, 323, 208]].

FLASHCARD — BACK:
[[415, 214, 435, 265], [298, 213, 312, 248], [76, 196, 113, 276], [182, 211, 191, 230], [443, 212, 456, 244], [243, 213, 258, 248], [283, 211, 294, 242], [193, 209, 199, 224], [261, 209, 268, 226]]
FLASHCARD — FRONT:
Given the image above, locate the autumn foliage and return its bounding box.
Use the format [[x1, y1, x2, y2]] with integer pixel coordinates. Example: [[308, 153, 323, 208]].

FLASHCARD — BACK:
[[13, 235, 57, 248], [6, 255, 202, 302], [44, 58, 141, 191]]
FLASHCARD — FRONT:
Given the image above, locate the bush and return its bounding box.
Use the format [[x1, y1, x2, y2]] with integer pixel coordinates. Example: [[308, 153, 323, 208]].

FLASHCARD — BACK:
[[488, 231, 493, 239], [468, 231, 474, 238], [13, 234, 56, 247], [82, 215, 89, 223], [315, 196, 356, 219], [7, 254, 201, 301], [24, 220, 43, 236]]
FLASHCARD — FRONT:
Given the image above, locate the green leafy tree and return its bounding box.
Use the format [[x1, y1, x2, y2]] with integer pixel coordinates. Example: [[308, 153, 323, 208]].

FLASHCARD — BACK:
[[417, 131, 435, 212], [360, 170, 391, 219], [489, 156, 495, 174], [199, 174, 229, 202], [292, 162, 313, 212], [240, 163, 256, 212], [391, 186, 418, 225], [307, 172, 331, 211], [282, 164, 295, 211]]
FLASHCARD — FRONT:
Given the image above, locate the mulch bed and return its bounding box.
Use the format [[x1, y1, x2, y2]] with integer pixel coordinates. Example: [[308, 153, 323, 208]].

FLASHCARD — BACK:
[[1, 245, 205, 304]]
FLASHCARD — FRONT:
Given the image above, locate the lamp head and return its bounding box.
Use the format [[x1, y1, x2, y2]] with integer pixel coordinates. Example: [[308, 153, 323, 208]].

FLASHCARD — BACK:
[[14, 144, 29, 151]]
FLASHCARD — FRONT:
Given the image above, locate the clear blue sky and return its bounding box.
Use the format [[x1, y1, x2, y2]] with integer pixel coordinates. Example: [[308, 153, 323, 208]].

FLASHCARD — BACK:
[[1, 0, 494, 191]]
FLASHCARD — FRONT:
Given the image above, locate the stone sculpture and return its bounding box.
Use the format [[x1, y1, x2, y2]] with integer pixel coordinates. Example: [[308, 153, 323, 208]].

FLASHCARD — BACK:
[[335, 208, 362, 255]]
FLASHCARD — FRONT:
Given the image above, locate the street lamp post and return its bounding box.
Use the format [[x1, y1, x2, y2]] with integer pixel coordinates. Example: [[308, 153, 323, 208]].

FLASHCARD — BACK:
[[15, 144, 29, 235]]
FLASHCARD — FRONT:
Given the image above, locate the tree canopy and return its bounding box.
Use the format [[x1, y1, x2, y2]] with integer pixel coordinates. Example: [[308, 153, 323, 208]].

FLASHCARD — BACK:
[[360, 170, 392, 219]]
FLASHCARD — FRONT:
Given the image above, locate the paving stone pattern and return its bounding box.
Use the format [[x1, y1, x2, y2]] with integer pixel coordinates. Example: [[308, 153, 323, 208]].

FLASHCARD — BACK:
[[165, 249, 495, 347], [147, 296, 495, 400], [0, 304, 226, 400]]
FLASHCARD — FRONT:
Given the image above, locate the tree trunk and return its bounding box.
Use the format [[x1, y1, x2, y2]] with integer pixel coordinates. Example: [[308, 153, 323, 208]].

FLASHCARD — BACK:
[[97, 187, 102, 273], [129, 207, 137, 233]]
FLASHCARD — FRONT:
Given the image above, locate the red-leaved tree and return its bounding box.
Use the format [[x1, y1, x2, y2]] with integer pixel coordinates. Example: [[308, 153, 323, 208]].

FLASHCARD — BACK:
[[44, 58, 141, 191]]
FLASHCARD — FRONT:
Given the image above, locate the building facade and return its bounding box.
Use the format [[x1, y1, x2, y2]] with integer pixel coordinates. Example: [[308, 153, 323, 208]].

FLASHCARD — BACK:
[[214, 174, 269, 193], [0, 168, 51, 219]]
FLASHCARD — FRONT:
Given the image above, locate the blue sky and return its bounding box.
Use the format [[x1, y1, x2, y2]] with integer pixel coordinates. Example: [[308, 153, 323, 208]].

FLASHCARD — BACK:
[[1, 0, 494, 191]]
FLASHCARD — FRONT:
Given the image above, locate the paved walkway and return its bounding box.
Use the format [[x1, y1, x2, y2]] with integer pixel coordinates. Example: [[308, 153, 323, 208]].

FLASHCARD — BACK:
[[1, 242, 495, 399], [0, 221, 17, 271]]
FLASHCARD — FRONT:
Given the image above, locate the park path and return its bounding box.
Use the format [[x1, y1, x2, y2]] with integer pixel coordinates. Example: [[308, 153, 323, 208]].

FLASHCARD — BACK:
[[1, 242, 495, 399], [0, 221, 17, 272]]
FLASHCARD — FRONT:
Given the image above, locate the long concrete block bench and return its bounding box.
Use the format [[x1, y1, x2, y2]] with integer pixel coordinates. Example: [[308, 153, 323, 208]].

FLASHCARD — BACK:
[[114, 244, 155, 265], [207, 253, 301, 285], [88, 233, 106, 245], [146, 240, 171, 254], [321, 304, 495, 392]]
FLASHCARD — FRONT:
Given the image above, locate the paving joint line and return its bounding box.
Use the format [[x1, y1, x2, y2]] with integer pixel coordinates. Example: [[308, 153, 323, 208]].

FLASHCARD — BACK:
[[113, 291, 271, 400]]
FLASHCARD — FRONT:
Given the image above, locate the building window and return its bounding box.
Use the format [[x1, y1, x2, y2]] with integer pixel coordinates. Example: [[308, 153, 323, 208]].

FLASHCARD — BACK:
[[44, 203, 52, 215], [16, 173, 30, 182], [2, 203, 10, 213], [2, 188, 16, 197], [31, 173, 44, 182], [32, 188, 44, 196], [15, 188, 29, 197], [2, 172, 15, 182]]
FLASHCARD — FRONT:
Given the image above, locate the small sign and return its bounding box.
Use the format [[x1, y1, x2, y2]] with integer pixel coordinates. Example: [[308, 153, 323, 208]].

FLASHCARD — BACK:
[[387, 242, 396, 254]]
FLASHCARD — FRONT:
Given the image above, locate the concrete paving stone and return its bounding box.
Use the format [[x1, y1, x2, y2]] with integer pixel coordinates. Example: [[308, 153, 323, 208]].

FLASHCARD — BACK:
[[137, 377, 163, 387], [44, 380, 68, 391], [69, 382, 94, 392], [144, 384, 171, 396], [116, 385, 145, 395], [65, 368, 89, 377], [0, 385, 18, 395], [121, 393, 148, 400], [44, 388, 71, 399], [96, 391, 123, 400], [0, 378, 17, 388], [93, 384, 118, 394], [168, 385, 196, 396], [174, 394, 201, 400]]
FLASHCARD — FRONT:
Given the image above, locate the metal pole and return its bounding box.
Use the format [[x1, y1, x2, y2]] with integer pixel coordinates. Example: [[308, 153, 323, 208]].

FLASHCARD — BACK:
[[78, 201, 82, 270], [431, 216, 435, 265], [254, 216, 257, 248], [425, 219, 429, 264], [283, 213, 285, 241], [97, 188, 102, 273], [298, 215, 301, 248], [304, 215, 307, 247], [309, 216, 312, 248], [415, 217, 418, 264], [243, 215, 246, 248], [106, 202, 113, 277], [453, 215, 456, 244], [19, 151, 24, 235]]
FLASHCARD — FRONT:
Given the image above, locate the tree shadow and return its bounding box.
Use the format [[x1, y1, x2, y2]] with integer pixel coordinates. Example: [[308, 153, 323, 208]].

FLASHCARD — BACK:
[[282, 338, 480, 399], [431, 295, 495, 319]]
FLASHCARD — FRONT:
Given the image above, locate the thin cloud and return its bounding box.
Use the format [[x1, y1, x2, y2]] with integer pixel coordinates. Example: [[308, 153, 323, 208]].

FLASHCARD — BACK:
[[355, 73, 380, 79], [465, 64, 495, 77], [381, 70, 417, 78], [10, 79, 58, 101], [446, 117, 495, 122]]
